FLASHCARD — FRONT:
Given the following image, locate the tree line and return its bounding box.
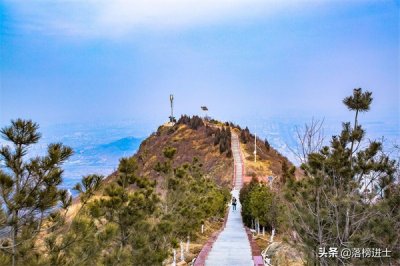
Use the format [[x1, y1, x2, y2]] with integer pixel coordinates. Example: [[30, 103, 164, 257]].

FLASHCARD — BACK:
[[177, 114, 233, 157], [207, 126, 232, 157]]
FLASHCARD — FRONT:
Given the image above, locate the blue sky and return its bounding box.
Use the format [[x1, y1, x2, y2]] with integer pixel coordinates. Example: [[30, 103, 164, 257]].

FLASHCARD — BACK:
[[0, 0, 399, 129]]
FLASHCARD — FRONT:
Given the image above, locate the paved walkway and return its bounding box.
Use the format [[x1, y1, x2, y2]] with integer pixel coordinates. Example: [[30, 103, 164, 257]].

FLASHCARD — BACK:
[[205, 133, 254, 266]]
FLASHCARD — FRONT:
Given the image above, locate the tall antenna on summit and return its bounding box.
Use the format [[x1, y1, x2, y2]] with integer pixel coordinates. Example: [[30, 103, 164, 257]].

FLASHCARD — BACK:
[[169, 94, 175, 123]]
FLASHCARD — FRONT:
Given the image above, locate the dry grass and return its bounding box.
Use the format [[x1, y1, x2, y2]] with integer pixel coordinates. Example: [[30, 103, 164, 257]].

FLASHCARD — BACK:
[[164, 216, 226, 265], [131, 124, 234, 188], [240, 142, 273, 178], [254, 233, 305, 266], [237, 130, 303, 184]]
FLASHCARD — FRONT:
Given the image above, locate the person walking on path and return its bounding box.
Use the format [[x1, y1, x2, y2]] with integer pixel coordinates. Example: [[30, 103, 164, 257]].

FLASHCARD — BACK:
[[232, 197, 237, 211]]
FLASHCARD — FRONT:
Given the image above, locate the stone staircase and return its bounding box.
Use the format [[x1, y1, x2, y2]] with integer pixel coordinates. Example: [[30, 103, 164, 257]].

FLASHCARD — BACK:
[[204, 133, 254, 266], [231, 133, 244, 189]]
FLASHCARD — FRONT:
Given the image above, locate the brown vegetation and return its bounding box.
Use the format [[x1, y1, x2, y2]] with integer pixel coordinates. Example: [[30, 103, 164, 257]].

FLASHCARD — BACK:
[[233, 127, 302, 183], [126, 123, 234, 190]]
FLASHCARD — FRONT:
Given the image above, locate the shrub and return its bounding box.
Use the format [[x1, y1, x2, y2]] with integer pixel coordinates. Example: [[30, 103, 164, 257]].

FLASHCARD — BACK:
[[177, 115, 204, 130]]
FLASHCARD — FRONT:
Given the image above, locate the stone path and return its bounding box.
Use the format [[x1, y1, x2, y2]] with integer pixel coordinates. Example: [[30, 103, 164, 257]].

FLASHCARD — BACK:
[[204, 133, 254, 266]]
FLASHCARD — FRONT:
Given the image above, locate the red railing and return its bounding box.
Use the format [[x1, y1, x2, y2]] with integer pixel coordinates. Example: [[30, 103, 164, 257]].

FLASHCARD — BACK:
[[245, 227, 265, 266]]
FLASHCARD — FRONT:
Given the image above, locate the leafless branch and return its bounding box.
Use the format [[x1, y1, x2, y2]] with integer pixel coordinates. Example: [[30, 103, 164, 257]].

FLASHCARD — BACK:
[[289, 117, 325, 165]]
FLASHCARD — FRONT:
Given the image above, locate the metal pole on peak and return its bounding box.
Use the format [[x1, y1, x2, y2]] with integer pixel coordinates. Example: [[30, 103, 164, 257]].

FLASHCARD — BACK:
[[201, 106, 208, 120], [169, 94, 174, 123]]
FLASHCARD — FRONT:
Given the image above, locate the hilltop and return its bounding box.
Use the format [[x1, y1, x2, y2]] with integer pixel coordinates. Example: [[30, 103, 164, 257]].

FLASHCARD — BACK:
[[103, 116, 235, 194], [104, 115, 299, 193]]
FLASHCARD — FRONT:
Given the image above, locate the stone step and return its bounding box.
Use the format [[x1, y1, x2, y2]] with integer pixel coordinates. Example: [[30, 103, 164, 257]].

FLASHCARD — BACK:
[[204, 133, 255, 266]]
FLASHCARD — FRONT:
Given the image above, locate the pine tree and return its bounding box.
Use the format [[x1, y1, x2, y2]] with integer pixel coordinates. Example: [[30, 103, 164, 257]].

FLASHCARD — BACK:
[[155, 148, 229, 261], [44, 174, 103, 266], [163, 157, 229, 240], [88, 156, 159, 264], [285, 89, 397, 265], [214, 129, 221, 146], [240, 127, 249, 143], [240, 179, 286, 233], [264, 139, 270, 151], [281, 161, 295, 184], [0, 119, 73, 266]]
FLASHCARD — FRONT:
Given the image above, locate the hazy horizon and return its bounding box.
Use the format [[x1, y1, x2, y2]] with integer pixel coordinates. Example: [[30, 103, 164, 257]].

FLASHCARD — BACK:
[[1, 0, 399, 128]]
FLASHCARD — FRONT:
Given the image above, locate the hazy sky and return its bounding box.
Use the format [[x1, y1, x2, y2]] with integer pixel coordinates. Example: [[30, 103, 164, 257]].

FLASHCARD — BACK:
[[1, 0, 399, 127]]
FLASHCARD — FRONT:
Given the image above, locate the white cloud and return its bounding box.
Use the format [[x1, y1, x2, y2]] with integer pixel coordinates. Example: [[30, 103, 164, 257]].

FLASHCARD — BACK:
[[94, 0, 280, 33], [5, 0, 333, 38]]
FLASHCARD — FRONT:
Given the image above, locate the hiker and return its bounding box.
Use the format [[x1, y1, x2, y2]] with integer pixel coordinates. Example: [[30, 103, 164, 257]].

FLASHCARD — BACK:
[[232, 197, 237, 211]]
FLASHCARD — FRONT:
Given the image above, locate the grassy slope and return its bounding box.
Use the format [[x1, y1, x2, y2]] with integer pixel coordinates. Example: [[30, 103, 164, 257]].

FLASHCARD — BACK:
[[110, 123, 234, 190], [67, 123, 233, 222], [235, 127, 302, 181]]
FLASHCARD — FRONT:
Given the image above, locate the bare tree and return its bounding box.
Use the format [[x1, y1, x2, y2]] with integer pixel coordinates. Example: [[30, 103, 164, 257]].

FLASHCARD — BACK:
[[290, 117, 325, 165]]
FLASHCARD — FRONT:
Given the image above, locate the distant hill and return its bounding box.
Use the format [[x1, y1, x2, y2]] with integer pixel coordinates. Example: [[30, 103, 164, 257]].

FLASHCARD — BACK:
[[62, 136, 143, 195], [97, 136, 143, 154]]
